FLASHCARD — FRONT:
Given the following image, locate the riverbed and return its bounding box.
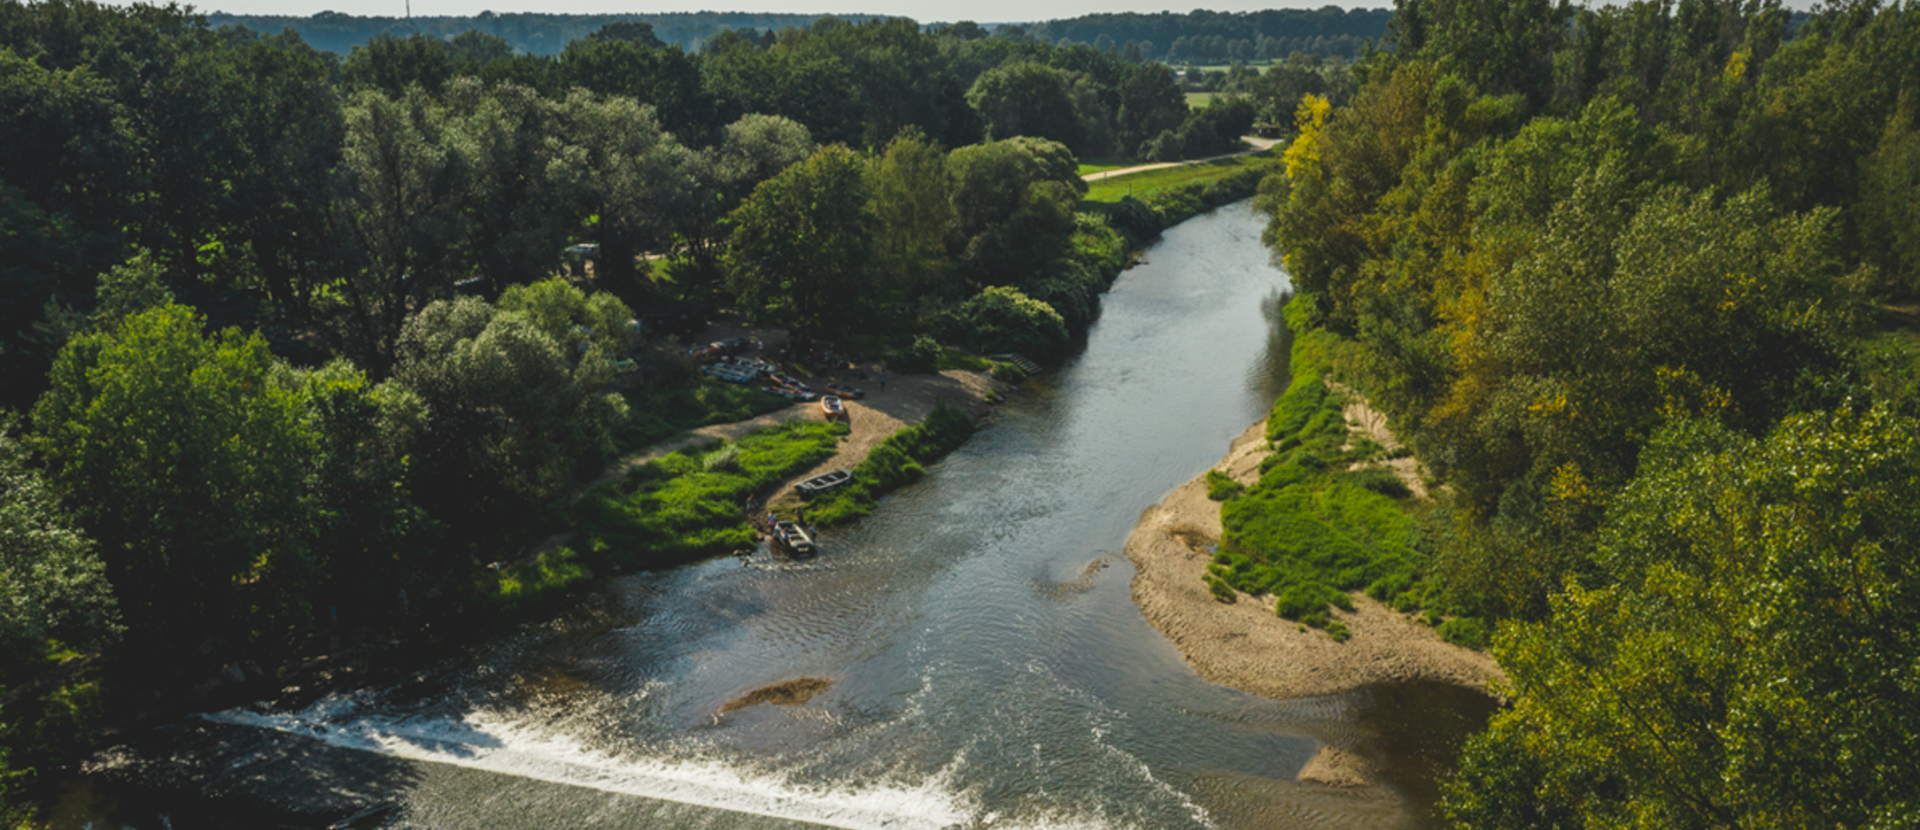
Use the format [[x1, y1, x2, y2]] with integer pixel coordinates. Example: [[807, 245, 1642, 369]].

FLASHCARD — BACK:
[[55, 202, 1493, 830]]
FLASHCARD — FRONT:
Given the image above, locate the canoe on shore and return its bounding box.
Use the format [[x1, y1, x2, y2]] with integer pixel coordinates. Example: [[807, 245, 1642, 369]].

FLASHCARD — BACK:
[[770, 520, 816, 556], [795, 469, 853, 496]]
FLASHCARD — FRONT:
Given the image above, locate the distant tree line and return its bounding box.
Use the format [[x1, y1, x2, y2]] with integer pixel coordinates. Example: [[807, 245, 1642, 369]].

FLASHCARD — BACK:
[[202, 8, 1396, 66], [1022, 8, 1393, 62], [204, 10, 886, 55]]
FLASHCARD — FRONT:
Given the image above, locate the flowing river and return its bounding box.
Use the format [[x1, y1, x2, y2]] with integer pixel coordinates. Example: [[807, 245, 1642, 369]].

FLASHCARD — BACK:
[[53, 202, 1494, 830]]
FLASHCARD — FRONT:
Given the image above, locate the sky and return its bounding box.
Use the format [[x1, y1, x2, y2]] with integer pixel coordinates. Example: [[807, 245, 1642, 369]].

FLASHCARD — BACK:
[[186, 0, 1391, 24]]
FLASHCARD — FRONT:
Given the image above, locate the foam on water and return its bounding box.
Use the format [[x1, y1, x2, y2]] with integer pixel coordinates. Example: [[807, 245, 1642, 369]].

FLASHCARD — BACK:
[[206, 699, 974, 830]]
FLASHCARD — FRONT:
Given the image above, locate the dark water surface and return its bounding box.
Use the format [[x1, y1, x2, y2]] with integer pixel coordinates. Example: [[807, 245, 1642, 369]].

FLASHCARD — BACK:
[[57, 203, 1495, 830]]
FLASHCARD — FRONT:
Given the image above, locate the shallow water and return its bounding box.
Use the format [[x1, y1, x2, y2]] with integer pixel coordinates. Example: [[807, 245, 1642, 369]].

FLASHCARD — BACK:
[[56, 203, 1494, 830]]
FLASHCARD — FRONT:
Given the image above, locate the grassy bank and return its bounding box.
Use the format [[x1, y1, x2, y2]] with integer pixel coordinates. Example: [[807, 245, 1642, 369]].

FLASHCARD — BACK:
[[1208, 299, 1487, 647], [613, 377, 791, 453], [478, 420, 849, 610], [1083, 154, 1282, 249], [1083, 153, 1278, 203], [801, 404, 975, 526]]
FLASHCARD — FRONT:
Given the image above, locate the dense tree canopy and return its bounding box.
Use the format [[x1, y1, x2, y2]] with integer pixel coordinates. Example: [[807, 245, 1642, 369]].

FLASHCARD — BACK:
[[1256, 0, 1920, 825]]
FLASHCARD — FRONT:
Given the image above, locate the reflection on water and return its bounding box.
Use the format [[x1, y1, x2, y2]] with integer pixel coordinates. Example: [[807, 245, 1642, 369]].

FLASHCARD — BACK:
[[56, 203, 1494, 830]]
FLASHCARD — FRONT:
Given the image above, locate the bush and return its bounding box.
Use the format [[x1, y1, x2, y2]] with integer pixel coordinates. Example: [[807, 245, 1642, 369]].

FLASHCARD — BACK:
[[1437, 617, 1490, 649], [1206, 469, 1245, 500], [1351, 467, 1412, 499], [702, 445, 740, 472], [991, 361, 1027, 383], [478, 546, 592, 612], [1325, 620, 1351, 642], [1206, 575, 1237, 603], [952, 286, 1067, 359], [894, 334, 943, 373]]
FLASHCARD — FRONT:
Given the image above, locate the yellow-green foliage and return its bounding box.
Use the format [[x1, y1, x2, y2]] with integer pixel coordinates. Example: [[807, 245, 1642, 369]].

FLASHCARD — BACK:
[[577, 420, 848, 568], [804, 405, 974, 525]]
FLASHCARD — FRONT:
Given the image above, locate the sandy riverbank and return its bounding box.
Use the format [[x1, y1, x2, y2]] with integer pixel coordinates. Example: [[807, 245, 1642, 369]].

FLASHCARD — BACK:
[[1125, 420, 1501, 702]]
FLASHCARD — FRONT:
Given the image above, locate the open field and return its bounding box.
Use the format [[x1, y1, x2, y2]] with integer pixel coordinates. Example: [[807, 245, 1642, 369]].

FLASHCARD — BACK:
[[1083, 152, 1279, 203]]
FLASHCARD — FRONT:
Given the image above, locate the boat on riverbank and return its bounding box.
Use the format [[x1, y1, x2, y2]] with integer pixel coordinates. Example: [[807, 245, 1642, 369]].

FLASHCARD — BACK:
[[769, 520, 816, 556], [821, 395, 846, 420], [795, 469, 852, 496]]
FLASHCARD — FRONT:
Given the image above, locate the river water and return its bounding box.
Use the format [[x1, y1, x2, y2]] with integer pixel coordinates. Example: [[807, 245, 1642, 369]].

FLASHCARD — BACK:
[[55, 203, 1494, 830]]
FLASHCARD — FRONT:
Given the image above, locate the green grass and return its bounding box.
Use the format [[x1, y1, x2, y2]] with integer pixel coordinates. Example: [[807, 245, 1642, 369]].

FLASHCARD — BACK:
[[1184, 91, 1216, 107], [1076, 158, 1132, 176], [477, 546, 592, 612], [1083, 153, 1278, 204], [613, 377, 791, 454], [802, 404, 974, 526], [934, 347, 1027, 382], [575, 420, 849, 569], [1206, 308, 1488, 644], [1206, 469, 1244, 501]]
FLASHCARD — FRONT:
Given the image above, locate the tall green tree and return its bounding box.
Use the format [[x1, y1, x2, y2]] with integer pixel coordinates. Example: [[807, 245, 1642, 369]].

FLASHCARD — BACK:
[[946, 136, 1085, 287], [555, 90, 700, 293], [966, 61, 1088, 154], [331, 85, 470, 370], [867, 129, 955, 298], [392, 295, 630, 535], [32, 304, 316, 652]]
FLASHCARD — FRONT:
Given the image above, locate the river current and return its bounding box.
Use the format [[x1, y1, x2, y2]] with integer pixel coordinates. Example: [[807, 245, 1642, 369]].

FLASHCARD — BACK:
[[54, 202, 1493, 830]]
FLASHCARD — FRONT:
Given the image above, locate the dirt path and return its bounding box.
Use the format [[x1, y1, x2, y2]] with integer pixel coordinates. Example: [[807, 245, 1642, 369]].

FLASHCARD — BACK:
[[1081, 136, 1282, 183], [763, 369, 996, 515]]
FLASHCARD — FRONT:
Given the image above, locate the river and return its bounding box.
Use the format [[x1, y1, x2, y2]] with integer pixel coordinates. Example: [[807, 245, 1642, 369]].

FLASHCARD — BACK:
[[52, 202, 1494, 830]]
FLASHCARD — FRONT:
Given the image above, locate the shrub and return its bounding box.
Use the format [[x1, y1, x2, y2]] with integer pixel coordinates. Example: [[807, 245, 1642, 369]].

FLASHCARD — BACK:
[[1205, 469, 1244, 501], [1206, 575, 1237, 603], [702, 445, 740, 472], [1325, 620, 1351, 642], [893, 335, 943, 374], [479, 546, 592, 612], [952, 286, 1068, 359], [1437, 617, 1490, 649], [990, 361, 1027, 383], [1351, 467, 1412, 499]]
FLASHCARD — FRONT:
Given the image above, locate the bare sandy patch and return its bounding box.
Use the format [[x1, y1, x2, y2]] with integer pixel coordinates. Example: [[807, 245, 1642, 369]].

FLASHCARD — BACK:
[[1331, 381, 1428, 500], [1124, 420, 1501, 701]]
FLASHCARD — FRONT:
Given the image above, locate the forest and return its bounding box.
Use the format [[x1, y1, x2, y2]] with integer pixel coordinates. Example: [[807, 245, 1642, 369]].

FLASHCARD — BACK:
[[0, 1, 1280, 820], [1256, 0, 1920, 825]]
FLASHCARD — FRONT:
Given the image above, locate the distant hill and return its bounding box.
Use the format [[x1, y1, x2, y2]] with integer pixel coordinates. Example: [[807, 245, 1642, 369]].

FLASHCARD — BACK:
[[204, 8, 1392, 61], [204, 10, 889, 55]]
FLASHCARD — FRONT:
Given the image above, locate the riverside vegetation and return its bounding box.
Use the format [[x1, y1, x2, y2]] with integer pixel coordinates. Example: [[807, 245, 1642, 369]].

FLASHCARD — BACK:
[[0, 0, 1283, 820], [1256, 0, 1920, 826]]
